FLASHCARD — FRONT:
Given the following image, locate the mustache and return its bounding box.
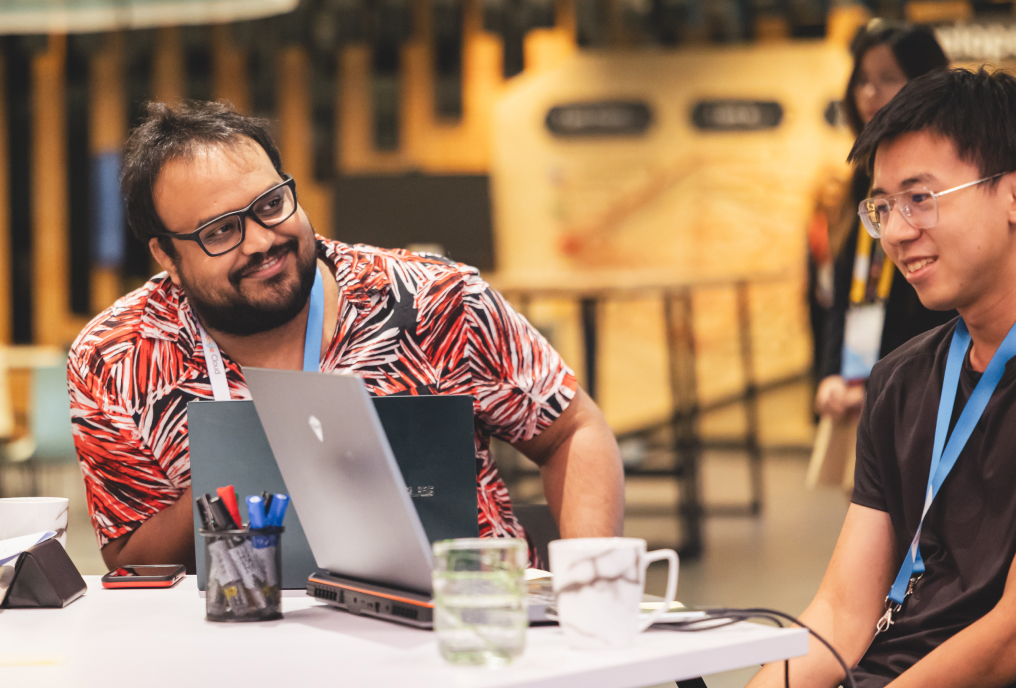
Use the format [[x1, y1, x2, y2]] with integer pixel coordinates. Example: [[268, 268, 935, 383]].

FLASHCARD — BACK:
[[231, 239, 298, 285]]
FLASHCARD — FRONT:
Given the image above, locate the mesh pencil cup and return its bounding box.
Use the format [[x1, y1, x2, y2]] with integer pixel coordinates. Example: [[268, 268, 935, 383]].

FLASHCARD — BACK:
[[200, 526, 283, 622]]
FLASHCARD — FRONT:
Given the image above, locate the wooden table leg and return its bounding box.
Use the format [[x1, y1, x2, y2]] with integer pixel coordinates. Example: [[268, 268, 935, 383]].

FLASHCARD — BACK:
[[736, 282, 764, 516], [665, 289, 702, 559]]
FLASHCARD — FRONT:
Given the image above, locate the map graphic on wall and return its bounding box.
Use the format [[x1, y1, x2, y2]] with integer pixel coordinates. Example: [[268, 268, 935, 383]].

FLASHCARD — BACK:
[[489, 44, 854, 428]]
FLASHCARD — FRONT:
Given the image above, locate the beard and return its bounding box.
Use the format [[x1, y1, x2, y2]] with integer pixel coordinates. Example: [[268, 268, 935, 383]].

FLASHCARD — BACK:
[[179, 235, 318, 337]]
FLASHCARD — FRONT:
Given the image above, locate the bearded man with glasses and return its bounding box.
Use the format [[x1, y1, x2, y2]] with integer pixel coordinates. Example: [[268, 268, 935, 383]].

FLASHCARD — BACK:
[[749, 68, 1016, 688], [68, 102, 624, 573]]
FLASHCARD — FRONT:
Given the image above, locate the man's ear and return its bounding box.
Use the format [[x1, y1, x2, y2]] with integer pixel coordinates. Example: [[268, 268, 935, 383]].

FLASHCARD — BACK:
[[149, 237, 181, 286], [1005, 173, 1016, 228]]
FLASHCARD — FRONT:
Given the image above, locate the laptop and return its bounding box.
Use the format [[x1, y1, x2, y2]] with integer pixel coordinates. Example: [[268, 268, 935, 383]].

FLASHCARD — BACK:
[[244, 368, 553, 629], [188, 392, 478, 591]]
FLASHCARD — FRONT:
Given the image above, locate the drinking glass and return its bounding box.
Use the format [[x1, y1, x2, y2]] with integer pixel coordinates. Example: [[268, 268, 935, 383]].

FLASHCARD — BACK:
[[432, 538, 528, 666]]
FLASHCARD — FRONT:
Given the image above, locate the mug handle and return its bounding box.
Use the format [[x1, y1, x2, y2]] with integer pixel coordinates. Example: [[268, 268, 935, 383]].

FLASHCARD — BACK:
[[638, 549, 679, 632]]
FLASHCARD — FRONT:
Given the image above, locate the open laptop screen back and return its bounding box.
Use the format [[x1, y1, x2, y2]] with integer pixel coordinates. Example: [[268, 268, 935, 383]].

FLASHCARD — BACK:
[[189, 396, 478, 590]]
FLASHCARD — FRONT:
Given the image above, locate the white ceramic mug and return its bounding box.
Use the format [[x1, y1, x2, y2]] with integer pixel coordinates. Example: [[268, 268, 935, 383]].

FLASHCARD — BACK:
[[0, 497, 69, 548], [549, 537, 678, 649]]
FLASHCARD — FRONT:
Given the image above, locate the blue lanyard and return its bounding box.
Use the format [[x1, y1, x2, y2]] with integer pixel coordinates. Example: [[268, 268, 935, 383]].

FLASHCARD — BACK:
[[887, 317, 1016, 605], [302, 266, 324, 372], [198, 265, 326, 400]]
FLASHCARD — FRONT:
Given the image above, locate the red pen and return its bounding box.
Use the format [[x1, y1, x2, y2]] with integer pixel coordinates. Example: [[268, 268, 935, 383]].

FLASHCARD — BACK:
[[216, 486, 243, 529]]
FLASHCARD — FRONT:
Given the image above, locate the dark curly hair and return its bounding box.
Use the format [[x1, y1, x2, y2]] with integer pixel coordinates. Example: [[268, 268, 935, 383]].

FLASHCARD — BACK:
[[121, 100, 284, 257]]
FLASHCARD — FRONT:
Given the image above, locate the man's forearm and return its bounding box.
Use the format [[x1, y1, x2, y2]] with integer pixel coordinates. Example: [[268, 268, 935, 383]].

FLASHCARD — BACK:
[[748, 599, 861, 688], [538, 420, 624, 538], [888, 604, 1016, 688], [101, 487, 196, 573]]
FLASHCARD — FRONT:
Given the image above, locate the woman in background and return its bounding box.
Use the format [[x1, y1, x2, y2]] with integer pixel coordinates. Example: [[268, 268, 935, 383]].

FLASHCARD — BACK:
[[812, 20, 953, 418]]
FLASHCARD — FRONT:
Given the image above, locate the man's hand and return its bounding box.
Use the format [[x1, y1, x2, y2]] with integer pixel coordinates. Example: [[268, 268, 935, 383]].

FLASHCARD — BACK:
[[512, 387, 624, 538], [101, 487, 197, 573], [747, 504, 897, 688], [816, 375, 866, 417]]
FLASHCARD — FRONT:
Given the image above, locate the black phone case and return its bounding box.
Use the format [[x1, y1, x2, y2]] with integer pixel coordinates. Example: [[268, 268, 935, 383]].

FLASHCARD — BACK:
[[1, 537, 87, 608]]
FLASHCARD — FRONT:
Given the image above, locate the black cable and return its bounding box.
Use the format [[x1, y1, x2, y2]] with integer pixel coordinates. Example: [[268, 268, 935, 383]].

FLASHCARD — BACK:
[[655, 606, 857, 688]]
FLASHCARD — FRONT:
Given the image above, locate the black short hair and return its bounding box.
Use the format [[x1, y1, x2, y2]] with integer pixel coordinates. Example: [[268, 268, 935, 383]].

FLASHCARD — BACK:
[[849, 68, 1016, 184], [843, 20, 949, 135], [121, 101, 284, 256]]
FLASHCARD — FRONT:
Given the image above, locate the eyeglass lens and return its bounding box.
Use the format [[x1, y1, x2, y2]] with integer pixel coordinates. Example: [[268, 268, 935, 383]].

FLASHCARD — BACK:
[[198, 184, 296, 254], [860, 190, 937, 238]]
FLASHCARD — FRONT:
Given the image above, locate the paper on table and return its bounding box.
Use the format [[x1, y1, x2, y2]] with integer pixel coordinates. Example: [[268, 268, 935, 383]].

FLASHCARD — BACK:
[[0, 530, 56, 566]]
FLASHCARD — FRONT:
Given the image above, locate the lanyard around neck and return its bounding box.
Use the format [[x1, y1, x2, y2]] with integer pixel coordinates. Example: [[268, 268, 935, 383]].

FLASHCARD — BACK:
[[887, 317, 1016, 606], [198, 266, 325, 401]]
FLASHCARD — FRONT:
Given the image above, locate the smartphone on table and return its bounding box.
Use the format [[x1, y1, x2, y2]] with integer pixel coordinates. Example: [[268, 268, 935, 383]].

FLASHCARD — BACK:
[[101, 564, 186, 589]]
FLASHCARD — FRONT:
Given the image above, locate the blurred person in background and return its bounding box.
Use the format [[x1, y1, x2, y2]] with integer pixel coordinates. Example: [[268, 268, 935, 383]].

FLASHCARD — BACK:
[[811, 20, 953, 419]]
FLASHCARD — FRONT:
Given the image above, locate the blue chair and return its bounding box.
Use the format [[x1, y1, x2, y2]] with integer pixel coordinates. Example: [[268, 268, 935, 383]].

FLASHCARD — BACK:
[[0, 361, 77, 496]]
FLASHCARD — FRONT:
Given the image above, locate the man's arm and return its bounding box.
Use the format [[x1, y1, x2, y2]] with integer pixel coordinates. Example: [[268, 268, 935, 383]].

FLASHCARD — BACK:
[[100, 487, 196, 573], [887, 553, 1016, 688], [512, 387, 624, 538], [748, 503, 897, 688]]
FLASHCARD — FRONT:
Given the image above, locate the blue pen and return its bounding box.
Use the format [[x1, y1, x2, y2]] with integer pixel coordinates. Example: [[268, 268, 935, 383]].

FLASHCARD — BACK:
[[246, 495, 266, 530], [265, 494, 289, 527]]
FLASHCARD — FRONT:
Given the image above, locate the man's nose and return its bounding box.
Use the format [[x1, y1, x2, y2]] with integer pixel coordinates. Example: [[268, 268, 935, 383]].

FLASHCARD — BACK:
[[881, 204, 920, 245], [240, 216, 276, 254]]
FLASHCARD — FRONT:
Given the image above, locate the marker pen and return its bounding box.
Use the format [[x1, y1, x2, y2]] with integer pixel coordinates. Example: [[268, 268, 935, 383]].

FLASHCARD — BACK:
[[216, 486, 243, 530], [245, 495, 278, 586], [246, 495, 266, 530], [207, 496, 237, 530], [266, 494, 290, 528]]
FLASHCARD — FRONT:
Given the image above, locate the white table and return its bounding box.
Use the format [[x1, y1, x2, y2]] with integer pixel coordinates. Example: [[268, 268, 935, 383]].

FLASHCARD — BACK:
[[0, 577, 807, 687]]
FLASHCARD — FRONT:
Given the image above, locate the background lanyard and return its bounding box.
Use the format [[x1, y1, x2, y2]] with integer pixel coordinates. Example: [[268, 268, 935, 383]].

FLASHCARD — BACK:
[[886, 318, 1016, 608], [198, 266, 325, 401]]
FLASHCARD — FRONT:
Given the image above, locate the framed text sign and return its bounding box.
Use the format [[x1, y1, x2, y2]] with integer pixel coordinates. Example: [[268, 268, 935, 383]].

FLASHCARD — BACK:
[[692, 100, 783, 131], [545, 101, 653, 137]]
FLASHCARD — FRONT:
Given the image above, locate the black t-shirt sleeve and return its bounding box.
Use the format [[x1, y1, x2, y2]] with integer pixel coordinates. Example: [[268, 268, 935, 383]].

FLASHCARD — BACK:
[[852, 363, 889, 512]]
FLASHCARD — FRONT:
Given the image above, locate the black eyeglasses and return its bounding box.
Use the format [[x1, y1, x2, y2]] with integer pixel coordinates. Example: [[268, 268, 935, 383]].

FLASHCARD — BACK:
[[156, 175, 298, 257]]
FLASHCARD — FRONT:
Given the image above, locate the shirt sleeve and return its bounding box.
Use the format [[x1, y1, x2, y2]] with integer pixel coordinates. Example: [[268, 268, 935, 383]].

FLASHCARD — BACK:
[[851, 364, 888, 512], [461, 281, 578, 444], [67, 348, 184, 548]]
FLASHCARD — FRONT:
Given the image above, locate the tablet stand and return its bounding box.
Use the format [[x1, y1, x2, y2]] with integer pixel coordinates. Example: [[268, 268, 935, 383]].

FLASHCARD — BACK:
[[1, 537, 86, 608]]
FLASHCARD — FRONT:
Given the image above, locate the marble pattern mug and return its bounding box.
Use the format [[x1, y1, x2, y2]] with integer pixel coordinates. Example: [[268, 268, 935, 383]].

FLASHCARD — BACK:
[[549, 537, 678, 649], [0, 497, 69, 548]]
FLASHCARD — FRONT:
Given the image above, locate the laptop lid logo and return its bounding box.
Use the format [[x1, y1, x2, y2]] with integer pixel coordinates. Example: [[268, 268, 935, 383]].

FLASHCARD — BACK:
[[308, 415, 324, 443]]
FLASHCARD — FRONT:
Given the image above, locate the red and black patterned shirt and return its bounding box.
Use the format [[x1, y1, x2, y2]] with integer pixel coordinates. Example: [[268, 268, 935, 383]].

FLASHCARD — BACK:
[[68, 238, 576, 560]]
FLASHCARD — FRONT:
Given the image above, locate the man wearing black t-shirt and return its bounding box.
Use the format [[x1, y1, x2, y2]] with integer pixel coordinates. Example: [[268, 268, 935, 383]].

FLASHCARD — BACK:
[[750, 68, 1016, 688]]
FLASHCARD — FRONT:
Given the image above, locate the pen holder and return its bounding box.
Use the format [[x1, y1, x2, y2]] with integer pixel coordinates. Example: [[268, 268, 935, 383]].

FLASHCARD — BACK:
[[200, 526, 283, 622]]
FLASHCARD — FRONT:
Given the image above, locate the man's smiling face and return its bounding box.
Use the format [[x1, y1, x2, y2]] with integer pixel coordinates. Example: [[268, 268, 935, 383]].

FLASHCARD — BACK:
[[150, 137, 317, 335], [873, 129, 1016, 314]]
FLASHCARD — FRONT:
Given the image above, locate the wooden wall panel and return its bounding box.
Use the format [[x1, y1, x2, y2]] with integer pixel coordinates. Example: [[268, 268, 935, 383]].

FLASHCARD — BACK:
[[211, 24, 250, 113], [153, 27, 183, 105], [89, 32, 126, 313], [277, 47, 332, 238], [0, 56, 9, 345], [32, 36, 70, 345]]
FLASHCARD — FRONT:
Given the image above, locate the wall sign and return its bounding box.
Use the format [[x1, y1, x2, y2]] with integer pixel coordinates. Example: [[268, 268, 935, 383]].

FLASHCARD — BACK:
[[692, 100, 783, 131], [545, 101, 653, 137]]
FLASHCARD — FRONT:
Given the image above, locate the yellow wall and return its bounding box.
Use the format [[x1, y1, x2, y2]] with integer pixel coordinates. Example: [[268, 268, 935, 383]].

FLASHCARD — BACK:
[[489, 44, 854, 431]]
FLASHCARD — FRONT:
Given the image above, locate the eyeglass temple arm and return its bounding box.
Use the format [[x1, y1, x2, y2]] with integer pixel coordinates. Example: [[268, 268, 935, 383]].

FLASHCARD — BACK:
[[935, 172, 1011, 199]]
